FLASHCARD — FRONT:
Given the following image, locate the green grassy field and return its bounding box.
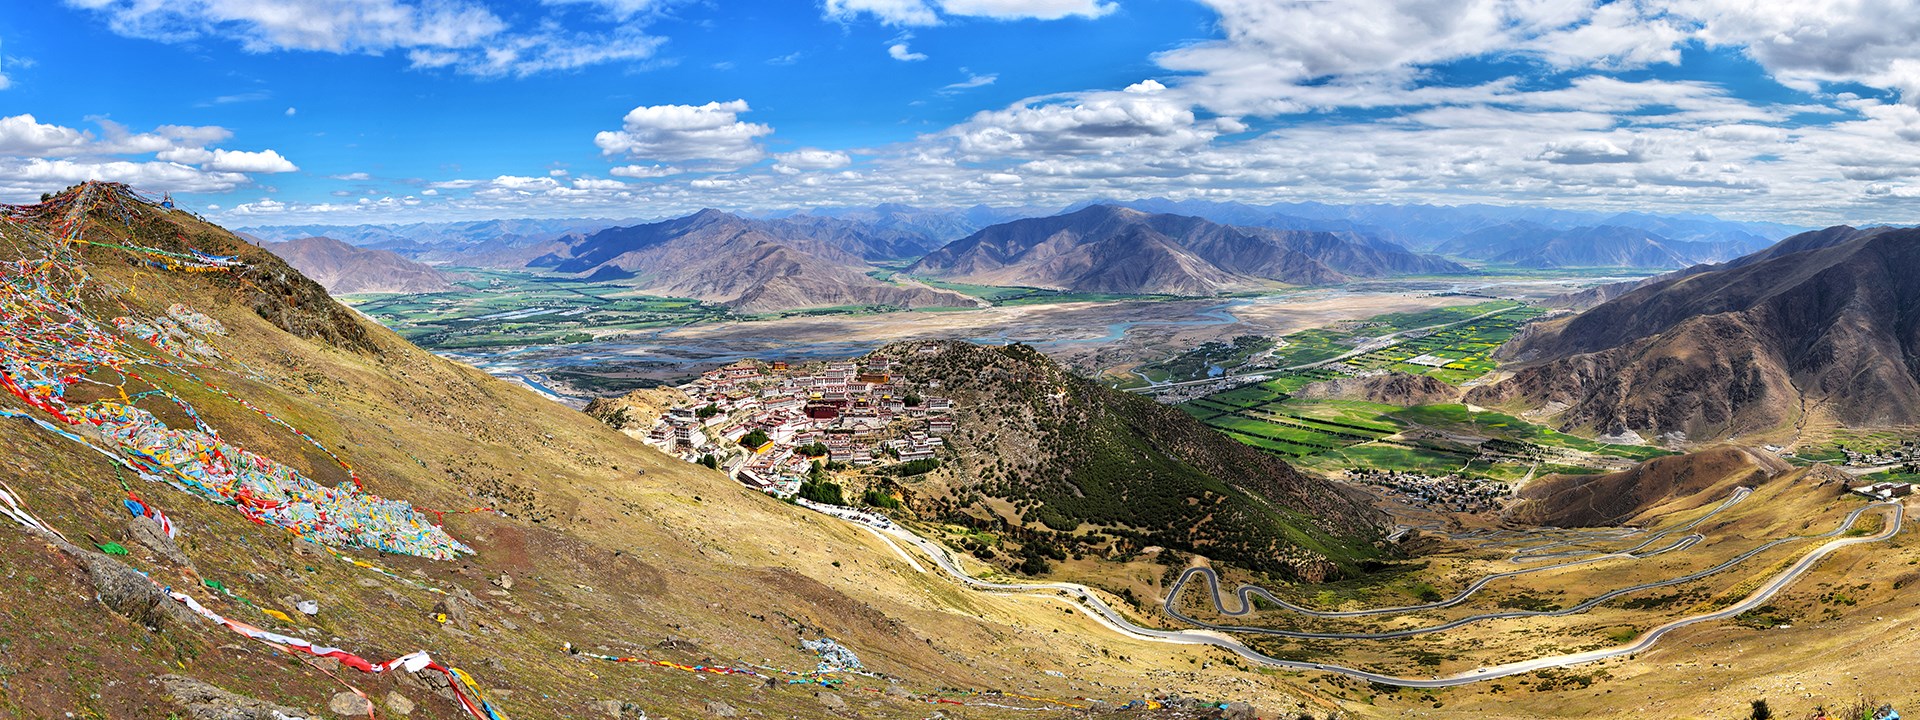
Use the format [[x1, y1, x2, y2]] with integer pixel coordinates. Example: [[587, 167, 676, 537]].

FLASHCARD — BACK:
[[1174, 301, 1663, 480], [1791, 430, 1916, 466], [1133, 335, 1277, 384], [906, 276, 1192, 306], [1389, 405, 1671, 461]]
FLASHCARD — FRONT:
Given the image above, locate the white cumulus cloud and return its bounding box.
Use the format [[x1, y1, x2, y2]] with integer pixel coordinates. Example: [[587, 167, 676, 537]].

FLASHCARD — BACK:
[[888, 42, 927, 62], [594, 100, 773, 168], [772, 149, 853, 174], [0, 113, 294, 201], [202, 148, 299, 173], [609, 164, 685, 178]]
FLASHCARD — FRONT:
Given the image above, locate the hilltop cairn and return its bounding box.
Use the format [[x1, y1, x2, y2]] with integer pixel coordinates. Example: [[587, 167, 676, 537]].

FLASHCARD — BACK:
[[802, 637, 864, 673]]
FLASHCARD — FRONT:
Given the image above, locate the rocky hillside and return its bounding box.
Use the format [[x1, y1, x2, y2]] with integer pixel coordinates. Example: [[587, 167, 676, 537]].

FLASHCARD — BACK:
[[908, 205, 1463, 295], [1471, 226, 1920, 441], [0, 183, 1322, 718], [883, 341, 1386, 581], [583, 386, 693, 435], [532, 209, 977, 312], [262, 235, 457, 294]]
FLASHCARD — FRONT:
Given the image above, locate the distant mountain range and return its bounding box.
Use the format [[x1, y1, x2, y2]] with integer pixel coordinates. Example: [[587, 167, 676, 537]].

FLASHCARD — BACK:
[[908, 205, 1465, 295], [260, 236, 456, 295], [1433, 221, 1769, 268], [1472, 225, 1920, 440], [232, 201, 1811, 311], [1057, 198, 1800, 252], [530, 209, 978, 313], [238, 198, 1801, 264]]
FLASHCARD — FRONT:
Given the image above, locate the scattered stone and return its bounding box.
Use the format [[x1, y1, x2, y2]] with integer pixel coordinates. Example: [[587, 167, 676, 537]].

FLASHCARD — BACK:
[[292, 537, 327, 557], [384, 692, 415, 716], [54, 536, 197, 628], [432, 595, 470, 629], [328, 691, 373, 716], [589, 699, 649, 718], [128, 516, 194, 569], [1222, 701, 1257, 720], [817, 692, 846, 710], [493, 573, 514, 590], [295, 599, 320, 615], [453, 585, 486, 608], [161, 674, 312, 720], [396, 668, 459, 702], [704, 700, 738, 717]]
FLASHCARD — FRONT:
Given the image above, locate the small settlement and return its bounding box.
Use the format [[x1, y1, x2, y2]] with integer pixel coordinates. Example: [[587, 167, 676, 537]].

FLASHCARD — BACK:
[[643, 357, 953, 497], [1349, 468, 1513, 514]]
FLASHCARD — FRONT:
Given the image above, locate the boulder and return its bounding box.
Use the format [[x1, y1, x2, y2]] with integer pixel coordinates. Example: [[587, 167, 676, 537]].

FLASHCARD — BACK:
[[160, 674, 311, 720], [384, 692, 415, 716], [328, 691, 372, 716], [128, 516, 194, 569], [56, 536, 197, 628], [817, 692, 847, 710]]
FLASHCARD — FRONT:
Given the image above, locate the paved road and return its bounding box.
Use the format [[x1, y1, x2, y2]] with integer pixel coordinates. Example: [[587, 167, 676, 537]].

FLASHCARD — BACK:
[[825, 497, 1901, 687], [1136, 305, 1525, 395]]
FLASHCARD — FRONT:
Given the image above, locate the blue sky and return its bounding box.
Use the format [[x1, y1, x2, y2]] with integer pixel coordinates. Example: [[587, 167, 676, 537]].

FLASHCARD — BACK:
[[7, 1, 1920, 226]]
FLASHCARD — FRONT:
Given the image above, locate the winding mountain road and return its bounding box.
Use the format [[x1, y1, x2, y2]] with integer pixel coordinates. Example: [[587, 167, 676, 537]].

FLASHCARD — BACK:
[[834, 497, 1902, 687]]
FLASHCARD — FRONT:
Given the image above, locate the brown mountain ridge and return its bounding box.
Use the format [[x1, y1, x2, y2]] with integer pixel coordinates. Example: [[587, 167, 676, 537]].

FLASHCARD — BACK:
[[908, 205, 1465, 295], [261, 235, 457, 295], [1471, 226, 1920, 442], [532, 209, 978, 312]]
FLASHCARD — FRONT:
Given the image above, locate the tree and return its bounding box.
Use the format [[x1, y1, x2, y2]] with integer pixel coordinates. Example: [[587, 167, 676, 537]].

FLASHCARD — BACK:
[[799, 478, 846, 506], [740, 429, 770, 449], [698, 454, 719, 469], [798, 442, 828, 457], [863, 488, 901, 509], [696, 404, 720, 419], [1748, 699, 1771, 720], [1018, 551, 1051, 576]]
